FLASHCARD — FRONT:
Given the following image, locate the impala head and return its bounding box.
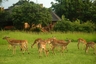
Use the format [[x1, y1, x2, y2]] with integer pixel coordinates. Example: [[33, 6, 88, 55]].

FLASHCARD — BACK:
[[66, 38, 71, 43], [31, 38, 43, 48], [68, 40, 71, 43], [3, 36, 10, 39], [46, 38, 56, 44]]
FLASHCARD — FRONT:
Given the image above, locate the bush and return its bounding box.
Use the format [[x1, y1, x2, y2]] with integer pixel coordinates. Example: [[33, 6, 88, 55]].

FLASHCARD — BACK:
[[82, 21, 95, 32], [54, 15, 73, 32], [54, 20, 73, 32], [53, 18, 95, 32]]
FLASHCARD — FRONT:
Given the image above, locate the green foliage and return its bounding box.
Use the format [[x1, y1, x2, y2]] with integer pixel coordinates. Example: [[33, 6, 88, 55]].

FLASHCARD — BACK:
[[53, 16, 95, 32], [11, 1, 52, 29], [0, 11, 12, 29], [73, 20, 96, 32], [82, 21, 95, 32], [0, 11, 6, 21], [51, 0, 96, 23], [54, 15, 73, 32]]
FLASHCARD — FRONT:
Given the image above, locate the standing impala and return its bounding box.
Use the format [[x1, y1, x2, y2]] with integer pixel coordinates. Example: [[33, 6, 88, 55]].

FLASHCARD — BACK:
[[31, 38, 49, 57], [47, 38, 71, 54], [3, 36, 29, 54], [85, 42, 96, 54], [77, 38, 87, 49]]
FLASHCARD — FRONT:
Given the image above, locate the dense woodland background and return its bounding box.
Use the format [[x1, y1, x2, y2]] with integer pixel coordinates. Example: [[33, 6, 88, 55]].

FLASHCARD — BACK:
[[0, 0, 96, 32]]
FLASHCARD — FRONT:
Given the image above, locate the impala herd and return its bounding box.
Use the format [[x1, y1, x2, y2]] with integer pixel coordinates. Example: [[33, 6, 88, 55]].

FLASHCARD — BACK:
[[2, 36, 96, 57]]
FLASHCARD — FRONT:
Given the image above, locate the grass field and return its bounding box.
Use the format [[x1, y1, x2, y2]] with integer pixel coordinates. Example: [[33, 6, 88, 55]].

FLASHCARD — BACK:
[[0, 30, 96, 64]]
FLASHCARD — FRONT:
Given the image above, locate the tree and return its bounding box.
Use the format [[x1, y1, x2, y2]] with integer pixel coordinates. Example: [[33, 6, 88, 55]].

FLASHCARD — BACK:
[[51, 0, 96, 23], [11, 1, 52, 29], [91, 0, 96, 24], [0, 10, 12, 29]]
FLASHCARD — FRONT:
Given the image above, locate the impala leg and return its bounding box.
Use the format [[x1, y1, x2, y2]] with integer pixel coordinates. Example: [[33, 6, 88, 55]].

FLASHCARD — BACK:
[[77, 42, 80, 49], [25, 46, 29, 54], [91, 45, 96, 54], [61, 46, 65, 53], [13, 46, 16, 55], [22, 49, 25, 54], [20, 45, 23, 51], [83, 44, 86, 50], [23, 45, 29, 54], [49, 44, 53, 50], [8, 44, 11, 50], [65, 46, 68, 52], [85, 45, 89, 54], [52, 46, 55, 54], [39, 48, 42, 58], [24, 42, 29, 54], [22, 45, 25, 54], [44, 48, 49, 57], [25, 45, 29, 54]]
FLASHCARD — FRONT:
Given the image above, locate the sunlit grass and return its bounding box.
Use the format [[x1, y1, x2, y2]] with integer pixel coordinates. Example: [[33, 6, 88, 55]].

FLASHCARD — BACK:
[[0, 30, 96, 64]]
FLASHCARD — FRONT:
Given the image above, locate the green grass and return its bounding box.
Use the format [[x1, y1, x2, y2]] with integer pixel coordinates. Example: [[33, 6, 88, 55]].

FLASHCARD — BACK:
[[0, 30, 96, 64]]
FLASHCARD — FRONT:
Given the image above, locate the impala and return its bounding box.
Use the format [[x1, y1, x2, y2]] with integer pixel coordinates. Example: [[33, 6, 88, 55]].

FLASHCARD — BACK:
[[77, 38, 87, 49], [46, 37, 56, 49], [85, 42, 96, 54], [3, 36, 29, 54], [31, 38, 49, 57], [47, 38, 71, 54]]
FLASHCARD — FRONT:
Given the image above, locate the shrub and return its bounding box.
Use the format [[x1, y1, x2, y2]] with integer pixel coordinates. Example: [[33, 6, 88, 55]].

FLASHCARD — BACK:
[[82, 21, 95, 32], [53, 18, 95, 32], [53, 20, 73, 32]]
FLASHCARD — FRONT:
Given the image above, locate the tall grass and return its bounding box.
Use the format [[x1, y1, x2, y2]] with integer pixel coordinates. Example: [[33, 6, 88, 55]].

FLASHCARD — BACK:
[[0, 31, 96, 64]]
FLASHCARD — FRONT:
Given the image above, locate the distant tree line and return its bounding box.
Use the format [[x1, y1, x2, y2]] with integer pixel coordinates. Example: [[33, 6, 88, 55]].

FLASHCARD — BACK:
[[11, 1, 52, 29], [51, 0, 96, 23], [0, 1, 52, 30], [0, 0, 96, 32]]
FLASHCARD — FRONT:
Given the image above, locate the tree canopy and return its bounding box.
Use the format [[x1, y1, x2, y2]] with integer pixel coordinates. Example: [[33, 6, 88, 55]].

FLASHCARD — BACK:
[[51, 0, 96, 23], [11, 1, 52, 29]]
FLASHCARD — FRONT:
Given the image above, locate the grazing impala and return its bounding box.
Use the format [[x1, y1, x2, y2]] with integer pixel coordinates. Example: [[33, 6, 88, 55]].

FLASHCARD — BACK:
[[85, 42, 96, 54], [46, 37, 57, 49], [31, 38, 42, 48], [47, 38, 71, 54], [77, 38, 87, 49], [3, 36, 29, 54], [31, 38, 49, 57]]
